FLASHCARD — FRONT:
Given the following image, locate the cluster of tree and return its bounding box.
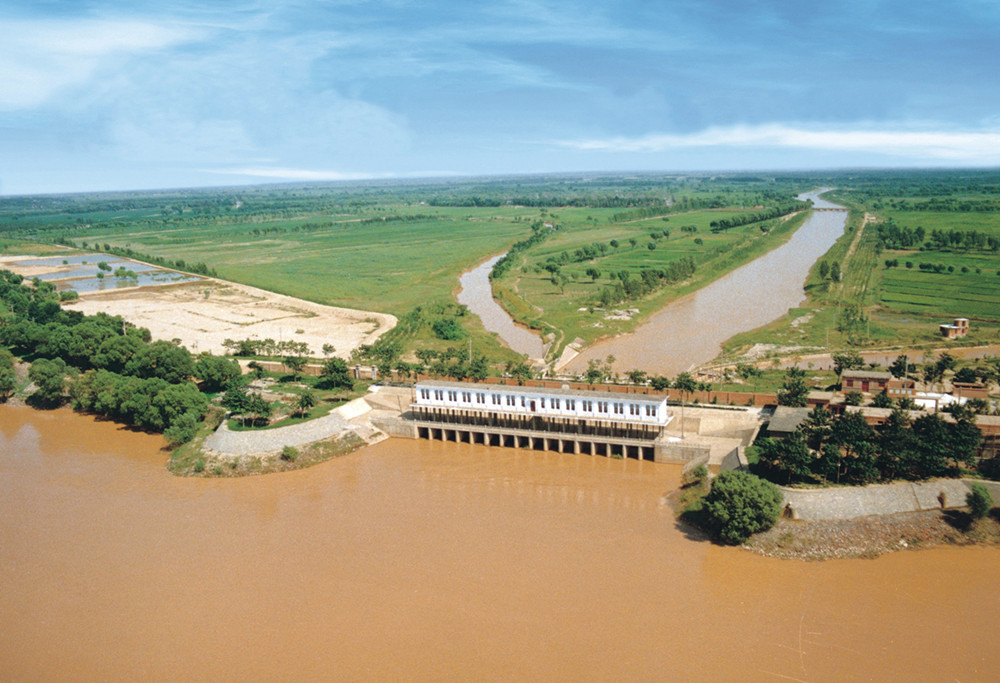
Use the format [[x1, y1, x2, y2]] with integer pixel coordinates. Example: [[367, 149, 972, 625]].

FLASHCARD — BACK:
[[875, 222, 925, 250], [886, 198, 1000, 213], [490, 221, 556, 280], [400, 347, 491, 382], [817, 259, 841, 282], [699, 471, 783, 545], [0, 270, 227, 443], [708, 203, 803, 233], [70, 369, 209, 445], [595, 258, 696, 307], [0, 348, 15, 399], [757, 405, 982, 485], [924, 228, 1000, 253], [221, 337, 312, 358]]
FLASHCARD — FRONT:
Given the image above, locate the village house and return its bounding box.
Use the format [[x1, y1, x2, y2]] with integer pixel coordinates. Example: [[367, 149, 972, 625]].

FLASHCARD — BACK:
[[841, 369, 892, 394], [939, 317, 970, 339]]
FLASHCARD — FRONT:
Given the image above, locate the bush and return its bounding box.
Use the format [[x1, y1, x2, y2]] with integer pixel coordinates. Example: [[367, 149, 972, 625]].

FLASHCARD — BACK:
[[281, 445, 299, 462], [967, 483, 993, 519], [682, 464, 708, 487], [431, 318, 464, 340], [702, 471, 783, 544], [193, 458, 206, 473]]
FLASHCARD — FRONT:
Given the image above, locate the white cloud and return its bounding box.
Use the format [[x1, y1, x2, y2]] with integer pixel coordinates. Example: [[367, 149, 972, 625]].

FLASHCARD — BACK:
[[559, 124, 1000, 161], [0, 18, 203, 109]]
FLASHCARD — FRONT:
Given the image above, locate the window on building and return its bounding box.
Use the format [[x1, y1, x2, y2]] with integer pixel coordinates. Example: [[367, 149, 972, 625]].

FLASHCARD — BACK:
[[420, 389, 430, 400], [645, 405, 656, 417], [552, 398, 560, 410], [613, 403, 623, 415], [506, 396, 515, 406], [598, 401, 608, 414], [477, 393, 485, 404], [434, 390, 444, 401], [582, 400, 592, 412], [448, 391, 457, 401], [520, 397, 526, 408], [462, 391, 471, 403], [628, 403, 639, 416], [540, 398, 546, 409], [567, 399, 575, 410], [492, 394, 501, 405]]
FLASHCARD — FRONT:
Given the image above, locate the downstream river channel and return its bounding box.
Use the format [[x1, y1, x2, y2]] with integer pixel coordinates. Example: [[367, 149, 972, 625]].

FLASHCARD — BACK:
[[566, 190, 847, 376], [3, 406, 998, 680], [457, 255, 546, 359]]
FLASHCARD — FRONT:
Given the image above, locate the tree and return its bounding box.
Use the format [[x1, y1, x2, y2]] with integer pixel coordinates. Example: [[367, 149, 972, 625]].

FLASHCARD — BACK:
[[319, 357, 353, 390], [673, 372, 697, 439], [871, 391, 894, 408], [953, 367, 978, 384], [819, 260, 830, 280], [321, 343, 336, 358], [967, 483, 993, 519], [888, 354, 910, 379], [777, 367, 809, 407], [756, 432, 813, 484], [194, 354, 242, 392], [28, 357, 68, 405], [247, 392, 273, 426], [247, 360, 266, 380], [833, 351, 864, 377], [626, 369, 647, 386], [432, 318, 464, 340], [585, 267, 601, 281], [702, 471, 783, 545], [125, 340, 194, 384], [504, 360, 533, 385], [650, 375, 671, 391], [283, 355, 307, 381], [0, 349, 16, 400], [296, 389, 316, 418]]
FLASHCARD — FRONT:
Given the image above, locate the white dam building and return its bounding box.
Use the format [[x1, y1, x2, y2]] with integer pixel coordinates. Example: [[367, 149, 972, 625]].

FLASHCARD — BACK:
[[409, 380, 682, 462]]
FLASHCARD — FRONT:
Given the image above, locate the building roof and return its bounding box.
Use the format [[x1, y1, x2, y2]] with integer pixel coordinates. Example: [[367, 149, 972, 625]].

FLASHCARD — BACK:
[[416, 380, 666, 404], [841, 369, 892, 381], [768, 406, 811, 434]]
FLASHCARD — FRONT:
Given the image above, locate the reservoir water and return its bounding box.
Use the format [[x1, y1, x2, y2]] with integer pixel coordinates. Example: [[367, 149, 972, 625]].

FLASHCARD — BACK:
[[2, 406, 998, 680], [564, 190, 847, 376]]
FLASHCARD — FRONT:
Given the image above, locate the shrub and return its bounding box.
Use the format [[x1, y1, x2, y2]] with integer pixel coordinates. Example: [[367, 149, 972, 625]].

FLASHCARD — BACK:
[[193, 458, 206, 473], [702, 471, 783, 544], [682, 464, 708, 487], [967, 483, 993, 519], [281, 445, 299, 462]]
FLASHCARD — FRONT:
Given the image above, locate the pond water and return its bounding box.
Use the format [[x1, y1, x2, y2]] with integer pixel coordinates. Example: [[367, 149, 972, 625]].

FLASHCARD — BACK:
[[2, 406, 998, 681], [565, 190, 847, 376]]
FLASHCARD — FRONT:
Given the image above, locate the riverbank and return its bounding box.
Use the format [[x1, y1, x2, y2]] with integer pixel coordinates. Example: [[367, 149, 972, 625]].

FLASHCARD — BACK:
[[744, 509, 1000, 560]]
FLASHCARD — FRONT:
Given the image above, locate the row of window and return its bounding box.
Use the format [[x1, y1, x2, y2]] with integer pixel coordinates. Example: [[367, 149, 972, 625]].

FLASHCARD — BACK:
[[418, 388, 658, 417]]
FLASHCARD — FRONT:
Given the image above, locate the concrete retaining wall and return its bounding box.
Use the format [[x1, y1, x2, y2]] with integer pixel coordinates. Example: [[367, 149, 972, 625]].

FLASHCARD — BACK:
[[780, 478, 1000, 521]]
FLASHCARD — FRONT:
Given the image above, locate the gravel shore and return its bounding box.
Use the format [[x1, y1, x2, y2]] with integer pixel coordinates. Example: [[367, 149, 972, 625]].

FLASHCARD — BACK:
[[743, 509, 1000, 560]]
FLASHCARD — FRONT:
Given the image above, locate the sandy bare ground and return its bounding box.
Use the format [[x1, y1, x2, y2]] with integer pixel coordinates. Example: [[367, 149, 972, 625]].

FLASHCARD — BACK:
[[61, 279, 395, 357], [0, 253, 394, 357]]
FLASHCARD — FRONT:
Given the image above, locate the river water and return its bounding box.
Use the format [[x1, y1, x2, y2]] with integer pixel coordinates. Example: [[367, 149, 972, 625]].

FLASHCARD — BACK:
[[563, 190, 846, 376], [457, 255, 546, 360], [3, 406, 999, 680]]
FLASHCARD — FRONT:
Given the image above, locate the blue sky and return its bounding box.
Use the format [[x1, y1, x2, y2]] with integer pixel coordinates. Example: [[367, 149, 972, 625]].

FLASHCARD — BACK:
[[2, 0, 1000, 195]]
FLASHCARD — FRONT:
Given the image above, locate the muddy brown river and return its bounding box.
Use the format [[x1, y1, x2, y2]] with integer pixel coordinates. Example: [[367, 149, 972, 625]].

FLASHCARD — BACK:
[[2, 406, 998, 680], [566, 191, 847, 377]]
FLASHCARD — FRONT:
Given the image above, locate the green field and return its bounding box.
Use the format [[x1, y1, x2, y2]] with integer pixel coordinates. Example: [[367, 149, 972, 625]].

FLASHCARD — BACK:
[[1, 174, 813, 364], [493, 207, 809, 354], [722, 172, 1000, 362]]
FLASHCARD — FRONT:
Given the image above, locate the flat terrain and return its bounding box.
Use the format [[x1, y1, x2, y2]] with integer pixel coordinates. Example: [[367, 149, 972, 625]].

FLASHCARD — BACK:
[[62, 278, 396, 358]]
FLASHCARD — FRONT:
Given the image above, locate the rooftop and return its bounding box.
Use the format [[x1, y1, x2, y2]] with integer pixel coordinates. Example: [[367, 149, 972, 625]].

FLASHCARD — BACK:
[[416, 380, 667, 404], [841, 369, 892, 380]]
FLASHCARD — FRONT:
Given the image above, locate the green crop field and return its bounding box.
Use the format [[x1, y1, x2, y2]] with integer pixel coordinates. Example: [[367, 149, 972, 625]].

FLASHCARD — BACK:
[[1, 174, 814, 365]]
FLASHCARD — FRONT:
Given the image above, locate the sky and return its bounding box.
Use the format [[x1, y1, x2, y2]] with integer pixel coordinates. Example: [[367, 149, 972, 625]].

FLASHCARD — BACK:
[[2, 0, 1000, 195]]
